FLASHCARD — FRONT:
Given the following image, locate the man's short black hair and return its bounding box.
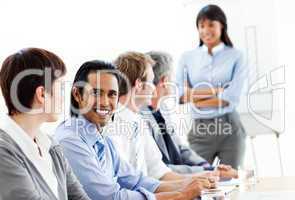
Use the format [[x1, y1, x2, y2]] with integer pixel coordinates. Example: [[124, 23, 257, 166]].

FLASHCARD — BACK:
[[70, 60, 120, 117]]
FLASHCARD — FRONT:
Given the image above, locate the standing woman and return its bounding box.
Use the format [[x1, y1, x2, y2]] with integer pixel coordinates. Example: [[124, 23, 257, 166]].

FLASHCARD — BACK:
[[0, 48, 90, 200], [176, 5, 248, 169]]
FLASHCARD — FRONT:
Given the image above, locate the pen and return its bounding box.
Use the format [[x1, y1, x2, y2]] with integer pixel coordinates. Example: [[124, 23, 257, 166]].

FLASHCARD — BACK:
[[212, 157, 220, 170]]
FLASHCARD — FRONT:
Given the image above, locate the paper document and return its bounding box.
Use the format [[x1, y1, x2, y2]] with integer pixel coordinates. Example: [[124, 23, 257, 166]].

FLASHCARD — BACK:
[[217, 178, 241, 187], [201, 186, 236, 198]]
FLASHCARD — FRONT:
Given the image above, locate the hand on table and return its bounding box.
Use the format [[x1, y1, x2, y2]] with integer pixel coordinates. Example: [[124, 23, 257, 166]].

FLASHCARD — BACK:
[[217, 164, 238, 179]]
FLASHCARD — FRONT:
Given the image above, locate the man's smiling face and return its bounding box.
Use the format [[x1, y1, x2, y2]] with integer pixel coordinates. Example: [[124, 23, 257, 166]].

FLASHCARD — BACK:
[[79, 72, 119, 127]]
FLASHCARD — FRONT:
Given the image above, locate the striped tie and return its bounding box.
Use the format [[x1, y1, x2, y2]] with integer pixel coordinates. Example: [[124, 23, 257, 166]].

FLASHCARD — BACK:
[[93, 140, 106, 169]]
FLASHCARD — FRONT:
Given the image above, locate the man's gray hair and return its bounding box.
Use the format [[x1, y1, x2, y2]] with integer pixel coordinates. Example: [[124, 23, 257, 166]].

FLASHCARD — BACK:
[[145, 51, 173, 85]]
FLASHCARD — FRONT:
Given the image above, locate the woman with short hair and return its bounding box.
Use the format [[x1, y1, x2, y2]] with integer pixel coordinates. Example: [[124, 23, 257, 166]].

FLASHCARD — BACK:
[[0, 48, 90, 200]]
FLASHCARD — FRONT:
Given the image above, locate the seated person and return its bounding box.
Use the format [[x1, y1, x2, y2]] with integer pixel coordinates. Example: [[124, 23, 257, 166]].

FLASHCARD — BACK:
[[0, 48, 90, 200], [142, 51, 238, 179], [54, 60, 210, 200], [108, 51, 220, 181]]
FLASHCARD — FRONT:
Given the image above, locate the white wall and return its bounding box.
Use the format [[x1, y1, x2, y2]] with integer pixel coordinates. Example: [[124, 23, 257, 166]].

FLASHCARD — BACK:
[[272, 0, 295, 176], [0, 0, 294, 176]]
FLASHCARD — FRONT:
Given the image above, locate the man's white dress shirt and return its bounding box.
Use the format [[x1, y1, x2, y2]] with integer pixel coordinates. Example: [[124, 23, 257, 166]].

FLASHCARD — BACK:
[[106, 104, 171, 179]]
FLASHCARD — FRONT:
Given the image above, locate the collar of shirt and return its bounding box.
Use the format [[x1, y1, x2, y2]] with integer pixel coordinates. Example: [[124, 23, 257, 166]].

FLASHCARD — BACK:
[[0, 114, 51, 159], [75, 115, 105, 149], [200, 42, 225, 56], [0, 114, 59, 197], [116, 103, 142, 123]]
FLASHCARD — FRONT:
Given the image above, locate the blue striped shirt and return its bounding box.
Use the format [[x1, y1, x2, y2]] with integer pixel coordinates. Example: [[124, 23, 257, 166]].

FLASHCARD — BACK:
[[176, 42, 249, 119], [54, 115, 160, 200]]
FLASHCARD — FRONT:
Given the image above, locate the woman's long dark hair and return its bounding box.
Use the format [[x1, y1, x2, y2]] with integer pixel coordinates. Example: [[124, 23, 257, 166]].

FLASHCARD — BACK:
[[196, 4, 233, 47]]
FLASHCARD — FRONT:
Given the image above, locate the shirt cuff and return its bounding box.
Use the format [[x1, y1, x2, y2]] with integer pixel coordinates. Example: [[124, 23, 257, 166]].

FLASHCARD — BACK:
[[140, 176, 161, 193], [197, 161, 210, 167], [203, 166, 215, 171]]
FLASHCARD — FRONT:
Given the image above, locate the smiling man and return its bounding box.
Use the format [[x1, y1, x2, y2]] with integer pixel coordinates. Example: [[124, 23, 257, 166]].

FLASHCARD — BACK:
[[54, 60, 207, 200], [108, 52, 221, 183]]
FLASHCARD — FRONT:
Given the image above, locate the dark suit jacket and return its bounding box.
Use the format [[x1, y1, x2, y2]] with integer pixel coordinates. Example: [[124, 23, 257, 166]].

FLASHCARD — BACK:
[[140, 107, 209, 174]]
